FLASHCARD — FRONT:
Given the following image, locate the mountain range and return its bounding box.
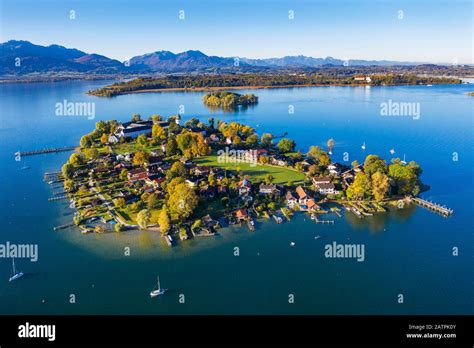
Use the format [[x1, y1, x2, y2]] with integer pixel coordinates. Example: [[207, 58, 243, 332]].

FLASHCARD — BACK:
[[0, 40, 440, 76]]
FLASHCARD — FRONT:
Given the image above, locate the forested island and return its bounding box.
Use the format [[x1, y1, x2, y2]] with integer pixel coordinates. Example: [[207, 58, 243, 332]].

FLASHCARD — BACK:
[[88, 73, 461, 97], [202, 92, 258, 110], [56, 113, 426, 240]]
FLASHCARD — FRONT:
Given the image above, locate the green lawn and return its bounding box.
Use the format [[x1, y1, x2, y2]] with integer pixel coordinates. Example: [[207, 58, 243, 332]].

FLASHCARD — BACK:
[[194, 155, 305, 185], [111, 143, 163, 155]]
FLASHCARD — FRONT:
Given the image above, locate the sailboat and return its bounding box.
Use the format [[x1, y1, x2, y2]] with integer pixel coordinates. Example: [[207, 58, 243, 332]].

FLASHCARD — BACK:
[[390, 148, 396, 155], [9, 258, 24, 282], [150, 276, 166, 298], [361, 142, 366, 151]]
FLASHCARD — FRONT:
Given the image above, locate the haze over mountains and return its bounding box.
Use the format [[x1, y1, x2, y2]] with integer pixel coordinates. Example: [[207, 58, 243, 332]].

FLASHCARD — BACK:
[[0, 40, 448, 76]]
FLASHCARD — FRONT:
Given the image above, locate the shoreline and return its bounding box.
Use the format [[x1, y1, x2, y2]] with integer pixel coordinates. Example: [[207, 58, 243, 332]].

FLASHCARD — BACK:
[[88, 82, 458, 96]]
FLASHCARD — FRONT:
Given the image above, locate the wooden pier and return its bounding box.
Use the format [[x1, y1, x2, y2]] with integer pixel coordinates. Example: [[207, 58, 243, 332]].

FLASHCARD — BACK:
[[17, 146, 76, 157], [311, 214, 334, 224], [412, 197, 454, 216], [48, 195, 68, 201]]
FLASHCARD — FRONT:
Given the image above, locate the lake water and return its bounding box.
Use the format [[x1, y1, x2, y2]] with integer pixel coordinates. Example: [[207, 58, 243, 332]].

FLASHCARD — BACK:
[[0, 81, 472, 314]]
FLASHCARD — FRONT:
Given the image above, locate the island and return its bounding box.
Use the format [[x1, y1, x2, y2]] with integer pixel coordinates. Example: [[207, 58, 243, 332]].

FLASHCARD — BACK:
[[55, 113, 430, 241], [202, 92, 258, 110], [87, 73, 462, 97]]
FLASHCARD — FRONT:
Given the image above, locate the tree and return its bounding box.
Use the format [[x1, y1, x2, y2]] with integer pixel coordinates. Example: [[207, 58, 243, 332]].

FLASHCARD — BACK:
[[132, 113, 141, 122], [245, 134, 258, 147], [133, 151, 148, 166], [80, 135, 93, 148], [147, 193, 160, 209], [166, 178, 199, 220], [176, 131, 210, 158], [307, 146, 326, 161], [308, 164, 321, 176], [83, 148, 99, 160], [351, 160, 359, 168], [114, 197, 126, 208], [167, 161, 188, 180], [233, 135, 242, 146], [319, 153, 330, 167], [346, 172, 371, 200], [268, 202, 277, 211], [265, 174, 274, 184], [191, 219, 202, 232], [277, 138, 296, 153], [158, 207, 171, 235], [119, 169, 128, 181], [114, 224, 124, 232], [152, 124, 166, 141], [388, 161, 419, 195], [136, 134, 148, 147], [208, 172, 216, 186], [64, 179, 74, 192], [100, 133, 109, 144], [166, 135, 178, 156], [151, 114, 162, 122], [61, 163, 75, 179], [136, 209, 151, 229], [261, 133, 273, 148], [141, 192, 150, 202], [68, 153, 82, 166], [364, 155, 387, 177], [371, 172, 390, 202]]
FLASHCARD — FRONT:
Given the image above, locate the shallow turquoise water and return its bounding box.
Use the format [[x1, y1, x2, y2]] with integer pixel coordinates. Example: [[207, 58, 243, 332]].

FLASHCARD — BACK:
[[0, 81, 472, 314]]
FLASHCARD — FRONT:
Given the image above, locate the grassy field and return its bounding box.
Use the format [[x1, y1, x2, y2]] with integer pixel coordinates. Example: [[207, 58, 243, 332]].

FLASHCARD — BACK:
[[111, 143, 163, 155], [194, 155, 305, 185]]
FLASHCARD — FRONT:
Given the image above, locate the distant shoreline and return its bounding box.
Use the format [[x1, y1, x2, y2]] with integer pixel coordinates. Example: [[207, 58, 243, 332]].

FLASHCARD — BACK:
[[89, 82, 463, 96]]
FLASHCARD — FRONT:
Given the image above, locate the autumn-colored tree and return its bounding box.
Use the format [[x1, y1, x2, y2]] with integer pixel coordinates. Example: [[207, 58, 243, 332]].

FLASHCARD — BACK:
[[371, 172, 390, 202], [364, 155, 387, 177], [319, 153, 331, 167], [346, 172, 371, 200], [166, 161, 188, 180], [166, 177, 198, 220], [152, 124, 166, 141], [158, 207, 171, 235], [133, 151, 148, 166], [136, 209, 151, 229], [100, 133, 109, 144], [136, 134, 148, 147], [277, 138, 296, 153], [114, 197, 126, 208]]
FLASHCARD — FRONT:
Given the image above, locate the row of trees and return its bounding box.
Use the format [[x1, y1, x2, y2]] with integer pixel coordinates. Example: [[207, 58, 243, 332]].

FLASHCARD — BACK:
[[346, 155, 422, 201], [203, 92, 258, 109]]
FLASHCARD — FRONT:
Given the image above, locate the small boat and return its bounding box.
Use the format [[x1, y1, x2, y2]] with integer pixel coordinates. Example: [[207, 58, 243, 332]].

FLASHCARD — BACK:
[[150, 276, 166, 298], [290, 242, 295, 246], [390, 148, 395, 155], [20, 166, 30, 170], [361, 142, 366, 151], [427, 84, 433, 87], [314, 235, 321, 240], [9, 258, 24, 282]]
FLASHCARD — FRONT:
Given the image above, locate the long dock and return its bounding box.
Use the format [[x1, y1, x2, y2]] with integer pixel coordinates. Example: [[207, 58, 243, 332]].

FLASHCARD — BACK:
[[412, 197, 454, 216], [17, 146, 75, 157], [48, 195, 68, 201]]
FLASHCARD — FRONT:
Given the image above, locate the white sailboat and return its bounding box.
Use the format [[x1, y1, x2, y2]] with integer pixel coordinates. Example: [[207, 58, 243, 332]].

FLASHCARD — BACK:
[[401, 154, 407, 165], [361, 142, 366, 151], [150, 276, 166, 298], [390, 148, 396, 155], [9, 258, 24, 282]]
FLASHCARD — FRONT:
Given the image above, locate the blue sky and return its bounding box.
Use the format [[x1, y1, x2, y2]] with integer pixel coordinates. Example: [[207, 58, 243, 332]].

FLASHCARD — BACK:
[[1, 0, 472, 63]]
